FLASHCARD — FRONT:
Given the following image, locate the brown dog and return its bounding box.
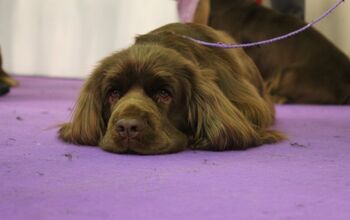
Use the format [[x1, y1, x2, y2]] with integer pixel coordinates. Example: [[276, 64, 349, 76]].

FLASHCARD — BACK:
[[194, 0, 350, 104], [59, 23, 284, 155]]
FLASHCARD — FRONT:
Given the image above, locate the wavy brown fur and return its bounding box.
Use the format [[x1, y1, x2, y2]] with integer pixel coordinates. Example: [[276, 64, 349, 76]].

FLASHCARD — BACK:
[[59, 23, 284, 155]]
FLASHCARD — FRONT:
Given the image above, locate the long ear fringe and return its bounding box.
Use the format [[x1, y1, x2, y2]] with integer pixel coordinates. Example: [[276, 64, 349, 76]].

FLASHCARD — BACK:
[[189, 76, 284, 150], [258, 129, 287, 145], [58, 77, 105, 146], [230, 80, 276, 128]]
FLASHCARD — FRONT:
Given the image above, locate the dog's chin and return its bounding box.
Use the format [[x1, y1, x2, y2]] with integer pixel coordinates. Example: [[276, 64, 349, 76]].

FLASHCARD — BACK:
[[99, 135, 186, 155], [100, 143, 176, 155], [115, 139, 153, 155]]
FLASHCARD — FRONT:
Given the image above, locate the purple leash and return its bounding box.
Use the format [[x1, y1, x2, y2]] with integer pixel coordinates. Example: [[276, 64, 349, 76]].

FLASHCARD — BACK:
[[184, 0, 345, 49]]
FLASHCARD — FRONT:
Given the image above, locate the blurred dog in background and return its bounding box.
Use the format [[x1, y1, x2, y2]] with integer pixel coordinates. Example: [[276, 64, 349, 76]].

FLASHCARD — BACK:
[[193, 0, 350, 104], [0, 48, 18, 95]]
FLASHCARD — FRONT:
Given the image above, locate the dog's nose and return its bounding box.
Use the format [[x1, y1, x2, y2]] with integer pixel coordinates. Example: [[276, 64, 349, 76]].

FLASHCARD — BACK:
[[116, 119, 145, 138]]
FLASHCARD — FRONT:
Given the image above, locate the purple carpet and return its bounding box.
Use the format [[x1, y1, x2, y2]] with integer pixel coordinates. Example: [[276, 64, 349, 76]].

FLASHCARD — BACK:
[[1, 76, 350, 220]]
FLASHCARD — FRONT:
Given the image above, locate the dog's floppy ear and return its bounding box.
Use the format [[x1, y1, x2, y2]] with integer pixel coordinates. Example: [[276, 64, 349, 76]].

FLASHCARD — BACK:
[[59, 70, 105, 146], [188, 67, 263, 150]]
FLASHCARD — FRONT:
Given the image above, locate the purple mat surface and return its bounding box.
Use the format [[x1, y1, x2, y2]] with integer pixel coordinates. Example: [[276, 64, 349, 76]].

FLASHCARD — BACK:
[[1, 76, 350, 220]]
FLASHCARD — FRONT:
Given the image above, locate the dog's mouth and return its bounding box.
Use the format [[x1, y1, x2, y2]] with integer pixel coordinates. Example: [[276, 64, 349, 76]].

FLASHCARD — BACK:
[[119, 137, 143, 149], [111, 132, 163, 154], [111, 133, 184, 155]]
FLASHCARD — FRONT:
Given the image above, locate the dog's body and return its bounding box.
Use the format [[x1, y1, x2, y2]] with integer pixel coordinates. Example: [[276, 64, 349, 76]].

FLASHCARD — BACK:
[[59, 23, 283, 154], [194, 0, 350, 104]]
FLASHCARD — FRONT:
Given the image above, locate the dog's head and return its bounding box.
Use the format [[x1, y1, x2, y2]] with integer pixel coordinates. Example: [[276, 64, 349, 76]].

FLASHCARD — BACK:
[[60, 44, 202, 154]]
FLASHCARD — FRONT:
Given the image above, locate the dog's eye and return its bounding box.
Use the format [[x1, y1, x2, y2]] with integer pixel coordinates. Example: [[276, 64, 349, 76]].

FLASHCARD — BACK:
[[159, 89, 170, 97], [155, 89, 172, 103], [110, 89, 121, 97], [109, 89, 121, 103]]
